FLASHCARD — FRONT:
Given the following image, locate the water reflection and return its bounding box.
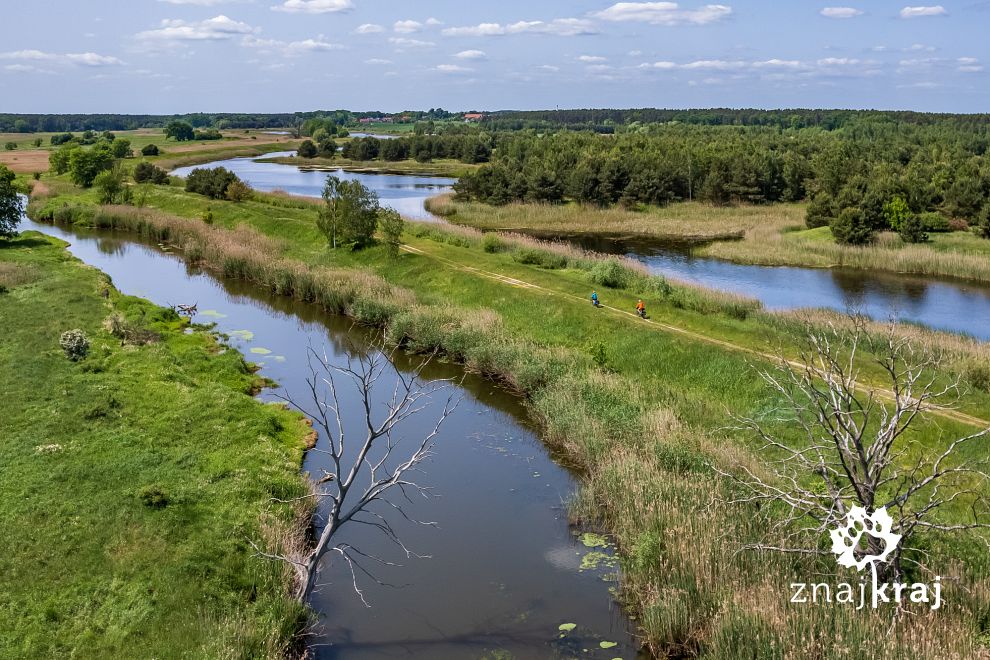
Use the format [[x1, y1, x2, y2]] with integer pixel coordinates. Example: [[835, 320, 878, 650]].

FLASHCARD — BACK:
[[21, 214, 641, 660]]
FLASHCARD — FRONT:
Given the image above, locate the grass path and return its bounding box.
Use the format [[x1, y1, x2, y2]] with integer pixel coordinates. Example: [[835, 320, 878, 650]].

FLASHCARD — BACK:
[[401, 243, 990, 430]]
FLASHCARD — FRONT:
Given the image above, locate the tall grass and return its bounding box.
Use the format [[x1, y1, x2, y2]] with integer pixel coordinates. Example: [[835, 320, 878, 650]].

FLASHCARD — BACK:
[[28, 197, 990, 658], [407, 219, 762, 320], [427, 194, 797, 241]]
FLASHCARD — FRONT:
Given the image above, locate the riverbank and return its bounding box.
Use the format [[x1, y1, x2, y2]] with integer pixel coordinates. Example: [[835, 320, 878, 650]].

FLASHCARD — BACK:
[[26, 177, 990, 657], [0, 232, 311, 657], [259, 155, 477, 178], [430, 194, 990, 284]]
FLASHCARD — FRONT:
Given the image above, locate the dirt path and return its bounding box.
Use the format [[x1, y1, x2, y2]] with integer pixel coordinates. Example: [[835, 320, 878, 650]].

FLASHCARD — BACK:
[[401, 244, 990, 430]]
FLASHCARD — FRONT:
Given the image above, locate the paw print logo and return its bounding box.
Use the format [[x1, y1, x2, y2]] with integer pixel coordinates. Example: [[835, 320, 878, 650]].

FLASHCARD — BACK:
[[829, 506, 901, 571]]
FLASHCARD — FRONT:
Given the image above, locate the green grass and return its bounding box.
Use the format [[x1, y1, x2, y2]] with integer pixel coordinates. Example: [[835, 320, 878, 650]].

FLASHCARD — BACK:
[[25, 176, 990, 657], [0, 232, 310, 658]]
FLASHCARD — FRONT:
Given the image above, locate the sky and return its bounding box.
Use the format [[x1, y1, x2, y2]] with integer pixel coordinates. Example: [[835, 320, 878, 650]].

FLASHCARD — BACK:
[[2, 1, 988, 114]]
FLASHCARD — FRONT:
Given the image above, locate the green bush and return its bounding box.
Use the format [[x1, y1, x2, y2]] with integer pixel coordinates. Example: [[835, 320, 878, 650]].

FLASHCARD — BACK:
[[481, 233, 507, 253], [830, 207, 875, 245], [59, 329, 90, 361], [588, 258, 630, 289], [920, 211, 950, 232], [511, 247, 566, 269], [141, 144, 160, 157], [139, 485, 171, 509]]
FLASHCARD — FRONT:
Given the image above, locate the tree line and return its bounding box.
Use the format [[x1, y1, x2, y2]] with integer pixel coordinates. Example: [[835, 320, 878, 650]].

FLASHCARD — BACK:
[[454, 119, 990, 244], [299, 135, 491, 164]]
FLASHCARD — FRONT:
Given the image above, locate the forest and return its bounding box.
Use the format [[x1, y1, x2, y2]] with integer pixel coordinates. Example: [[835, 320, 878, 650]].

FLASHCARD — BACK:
[[453, 118, 990, 244]]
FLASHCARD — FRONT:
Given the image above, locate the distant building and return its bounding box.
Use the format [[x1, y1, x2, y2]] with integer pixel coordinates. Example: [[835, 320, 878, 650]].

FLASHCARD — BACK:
[[463, 113, 485, 122]]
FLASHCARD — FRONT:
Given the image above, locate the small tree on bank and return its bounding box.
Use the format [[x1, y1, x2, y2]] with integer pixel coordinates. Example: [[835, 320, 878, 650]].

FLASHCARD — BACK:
[[378, 207, 404, 259], [0, 165, 23, 238], [318, 175, 380, 249]]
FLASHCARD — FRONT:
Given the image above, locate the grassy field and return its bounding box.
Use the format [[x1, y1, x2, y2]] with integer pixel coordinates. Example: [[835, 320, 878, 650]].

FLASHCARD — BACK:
[[23, 173, 990, 657], [0, 129, 298, 174], [434, 194, 990, 283], [0, 231, 311, 657]]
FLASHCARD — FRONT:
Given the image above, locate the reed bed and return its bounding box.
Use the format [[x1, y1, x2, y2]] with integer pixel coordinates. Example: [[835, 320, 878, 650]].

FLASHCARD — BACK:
[[427, 194, 803, 241], [26, 197, 990, 658]]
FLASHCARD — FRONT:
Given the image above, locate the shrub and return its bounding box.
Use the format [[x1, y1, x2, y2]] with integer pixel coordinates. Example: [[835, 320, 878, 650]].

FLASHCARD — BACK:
[[588, 258, 631, 289], [4, 142, 16, 151], [185, 167, 240, 199], [919, 211, 950, 232], [133, 161, 170, 185], [139, 485, 170, 509], [511, 248, 567, 269], [830, 207, 874, 245], [481, 233, 507, 253], [225, 180, 253, 203], [898, 212, 928, 244], [948, 218, 969, 232], [297, 140, 318, 159], [141, 144, 160, 157], [59, 329, 90, 361], [32, 172, 41, 181]]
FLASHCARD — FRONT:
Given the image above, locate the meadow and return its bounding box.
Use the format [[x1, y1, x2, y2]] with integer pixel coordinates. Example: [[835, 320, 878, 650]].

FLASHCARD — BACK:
[[0, 231, 312, 657], [23, 168, 990, 657]]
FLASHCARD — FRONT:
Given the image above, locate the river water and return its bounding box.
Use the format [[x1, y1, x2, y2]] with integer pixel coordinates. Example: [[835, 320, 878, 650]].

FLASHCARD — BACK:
[[21, 212, 640, 659], [172, 152, 454, 221], [171, 153, 990, 339]]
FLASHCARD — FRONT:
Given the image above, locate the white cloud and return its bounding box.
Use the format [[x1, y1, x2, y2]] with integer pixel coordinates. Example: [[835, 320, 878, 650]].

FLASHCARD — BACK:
[[272, 0, 353, 14], [136, 15, 257, 42], [454, 49, 487, 60], [593, 2, 733, 26], [389, 37, 435, 48], [905, 43, 936, 51], [682, 59, 746, 70], [366, 58, 391, 64], [442, 18, 597, 37], [899, 5, 947, 18], [820, 7, 863, 18], [425, 18, 444, 26], [285, 38, 343, 52], [578, 55, 608, 63], [4, 63, 54, 74], [639, 60, 677, 69], [537, 64, 560, 72], [355, 24, 384, 34], [435, 63, 472, 73], [394, 20, 423, 34], [958, 57, 984, 72], [0, 49, 123, 66]]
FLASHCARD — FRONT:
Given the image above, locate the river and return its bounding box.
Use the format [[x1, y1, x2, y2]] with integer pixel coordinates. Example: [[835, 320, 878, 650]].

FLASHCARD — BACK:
[[21, 212, 641, 659], [169, 152, 990, 339]]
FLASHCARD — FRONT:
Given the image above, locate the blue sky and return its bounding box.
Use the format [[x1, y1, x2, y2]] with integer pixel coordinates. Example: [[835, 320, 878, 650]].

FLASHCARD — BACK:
[[2, 1, 988, 113]]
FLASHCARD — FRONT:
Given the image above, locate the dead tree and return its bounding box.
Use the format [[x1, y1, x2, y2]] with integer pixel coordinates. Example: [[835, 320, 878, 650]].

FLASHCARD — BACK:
[[255, 345, 458, 603], [717, 317, 990, 578]]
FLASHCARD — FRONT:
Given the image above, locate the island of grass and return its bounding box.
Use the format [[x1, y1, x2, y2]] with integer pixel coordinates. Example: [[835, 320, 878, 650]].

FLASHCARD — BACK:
[[25, 167, 990, 657], [0, 232, 310, 657], [429, 194, 990, 284]]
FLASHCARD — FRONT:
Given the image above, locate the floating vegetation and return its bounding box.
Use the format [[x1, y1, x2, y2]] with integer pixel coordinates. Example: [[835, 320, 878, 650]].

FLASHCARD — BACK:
[[600, 640, 618, 649], [268, 355, 286, 363], [579, 532, 610, 549], [558, 623, 577, 633], [250, 347, 272, 355], [228, 329, 254, 341], [580, 551, 618, 571], [198, 309, 227, 319]]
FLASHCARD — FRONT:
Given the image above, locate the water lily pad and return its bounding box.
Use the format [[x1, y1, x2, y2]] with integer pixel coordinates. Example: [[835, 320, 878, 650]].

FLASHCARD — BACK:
[[600, 641, 618, 649], [228, 330, 254, 341], [579, 532, 610, 548], [580, 551, 613, 571], [269, 355, 286, 363], [558, 623, 577, 632], [198, 309, 227, 319], [250, 347, 272, 355]]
